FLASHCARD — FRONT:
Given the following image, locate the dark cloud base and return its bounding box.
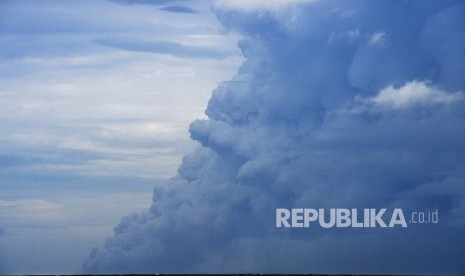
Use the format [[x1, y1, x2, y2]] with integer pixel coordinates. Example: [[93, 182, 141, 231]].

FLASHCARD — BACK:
[[83, 0, 465, 274]]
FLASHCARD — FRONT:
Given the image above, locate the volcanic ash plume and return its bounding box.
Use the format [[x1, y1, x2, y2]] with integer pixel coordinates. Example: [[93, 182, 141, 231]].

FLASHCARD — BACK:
[[83, 0, 465, 273]]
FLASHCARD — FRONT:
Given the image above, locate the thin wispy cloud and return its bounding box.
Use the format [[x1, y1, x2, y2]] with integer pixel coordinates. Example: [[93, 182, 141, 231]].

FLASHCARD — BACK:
[[93, 37, 233, 59], [111, 0, 190, 6], [110, 0, 198, 14]]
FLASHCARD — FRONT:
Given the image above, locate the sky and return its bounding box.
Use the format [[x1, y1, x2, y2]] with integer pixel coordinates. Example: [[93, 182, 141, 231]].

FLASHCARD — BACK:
[[2, 0, 465, 275], [0, 0, 242, 274]]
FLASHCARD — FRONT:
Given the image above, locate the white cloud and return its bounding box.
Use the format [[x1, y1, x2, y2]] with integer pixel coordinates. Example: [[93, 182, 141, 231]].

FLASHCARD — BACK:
[[358, 81, 463, 110], [369, 31, 387, 47]]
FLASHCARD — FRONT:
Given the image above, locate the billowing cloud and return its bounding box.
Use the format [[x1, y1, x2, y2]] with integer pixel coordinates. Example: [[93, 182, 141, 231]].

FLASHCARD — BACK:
[[83, 0, 465, 274]]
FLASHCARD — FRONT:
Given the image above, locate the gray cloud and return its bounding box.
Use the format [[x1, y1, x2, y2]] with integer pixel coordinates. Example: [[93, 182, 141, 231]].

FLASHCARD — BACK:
[[160, 5, 197, 14], [110, 0, 198, 13], [83, 0, 465, 274]]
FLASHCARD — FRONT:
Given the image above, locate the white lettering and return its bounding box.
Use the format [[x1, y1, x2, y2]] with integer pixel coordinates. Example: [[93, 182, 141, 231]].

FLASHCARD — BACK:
[[276, 208, 291, 227]]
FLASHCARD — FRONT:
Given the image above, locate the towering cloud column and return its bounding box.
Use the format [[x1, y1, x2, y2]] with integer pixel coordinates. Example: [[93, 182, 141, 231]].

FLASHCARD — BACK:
[[83, 0, 465, 273]]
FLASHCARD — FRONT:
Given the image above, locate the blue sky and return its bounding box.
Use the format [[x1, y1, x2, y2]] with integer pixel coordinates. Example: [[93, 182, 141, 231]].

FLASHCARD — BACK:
[[0, 0, 241, 273], [2, 0, 465, 274]]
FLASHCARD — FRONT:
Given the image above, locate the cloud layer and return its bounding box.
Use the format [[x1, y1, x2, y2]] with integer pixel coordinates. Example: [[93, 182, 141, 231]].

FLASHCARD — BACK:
[[83, 0, 465, 274], [93, 37, 233, 59], [0, 0, 241, 274]]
